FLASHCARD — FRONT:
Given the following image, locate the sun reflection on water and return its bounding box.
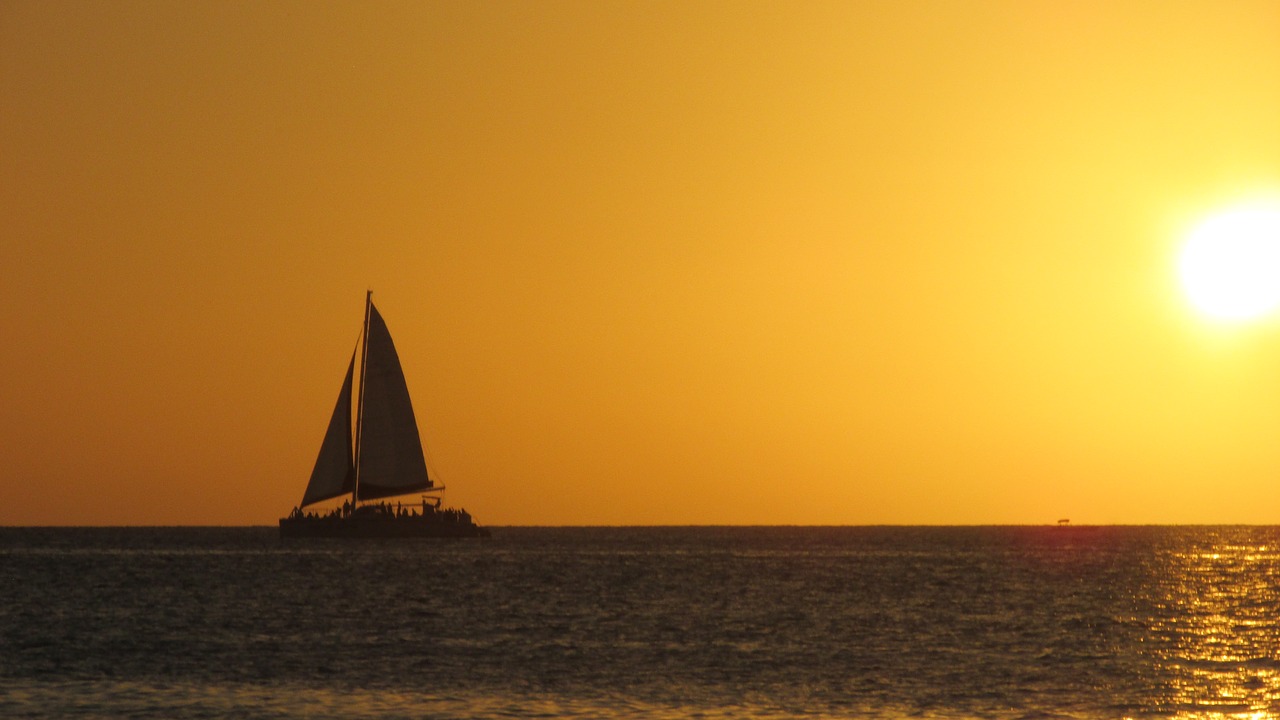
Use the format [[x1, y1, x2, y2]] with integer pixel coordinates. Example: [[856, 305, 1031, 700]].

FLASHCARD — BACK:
[[1140, 532, 1280, 720]]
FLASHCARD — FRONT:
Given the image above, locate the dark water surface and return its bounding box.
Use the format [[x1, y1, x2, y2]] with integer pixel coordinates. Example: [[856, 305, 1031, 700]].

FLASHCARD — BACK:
[[3, 526, 1280, 718]]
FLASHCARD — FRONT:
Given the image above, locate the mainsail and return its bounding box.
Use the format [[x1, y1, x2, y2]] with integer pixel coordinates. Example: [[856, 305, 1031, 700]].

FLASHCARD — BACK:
[[300, 350, 356, 506], [298, 297, 433, 508], [355, 303, 433, 500]]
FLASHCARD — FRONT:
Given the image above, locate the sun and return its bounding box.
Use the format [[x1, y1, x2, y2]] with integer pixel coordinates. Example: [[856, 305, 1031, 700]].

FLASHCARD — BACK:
[[1178, 203, 1280, 322]]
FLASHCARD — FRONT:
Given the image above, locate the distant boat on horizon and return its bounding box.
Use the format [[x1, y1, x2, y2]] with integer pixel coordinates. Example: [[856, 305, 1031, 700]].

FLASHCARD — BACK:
[[279, 292, 488, 538]]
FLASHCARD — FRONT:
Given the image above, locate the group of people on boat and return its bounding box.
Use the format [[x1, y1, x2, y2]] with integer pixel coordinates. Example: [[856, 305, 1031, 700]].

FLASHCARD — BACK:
[[285, 497, 473, 526], [287, 505, 343, 521]]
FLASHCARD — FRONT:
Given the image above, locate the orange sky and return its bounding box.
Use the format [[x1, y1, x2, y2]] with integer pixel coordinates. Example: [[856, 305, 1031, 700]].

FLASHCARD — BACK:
[[3, 1, 1280, 526]]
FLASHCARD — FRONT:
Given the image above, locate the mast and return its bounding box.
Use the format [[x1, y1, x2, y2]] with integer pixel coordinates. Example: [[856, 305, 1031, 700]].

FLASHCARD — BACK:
[[351, 290, 373, 508]]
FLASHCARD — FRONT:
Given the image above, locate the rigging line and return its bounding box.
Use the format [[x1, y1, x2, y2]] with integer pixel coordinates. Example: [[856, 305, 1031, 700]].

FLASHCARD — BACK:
[[352, 290, 374, 506], [422, 441, 444, 487]]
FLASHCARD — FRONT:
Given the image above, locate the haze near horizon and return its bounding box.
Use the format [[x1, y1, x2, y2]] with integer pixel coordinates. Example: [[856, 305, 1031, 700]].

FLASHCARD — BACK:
[[3, 1, 1280, 526]]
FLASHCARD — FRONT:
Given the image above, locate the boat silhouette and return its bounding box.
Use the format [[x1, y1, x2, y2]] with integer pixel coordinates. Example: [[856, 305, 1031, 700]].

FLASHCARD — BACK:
[[279, 292, 487, 538]]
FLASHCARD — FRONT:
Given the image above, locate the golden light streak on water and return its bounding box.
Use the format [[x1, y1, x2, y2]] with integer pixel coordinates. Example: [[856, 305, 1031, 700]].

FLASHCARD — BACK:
[[1146, 537, 1280, 719]]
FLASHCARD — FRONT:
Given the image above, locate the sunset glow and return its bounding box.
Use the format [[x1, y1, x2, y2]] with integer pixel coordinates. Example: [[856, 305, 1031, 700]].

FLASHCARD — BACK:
[[3, 1, 1280, 526]]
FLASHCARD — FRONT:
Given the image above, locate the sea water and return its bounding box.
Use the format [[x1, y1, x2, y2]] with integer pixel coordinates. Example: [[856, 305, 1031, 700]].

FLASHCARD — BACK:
[[3, 526, 1280, 719]]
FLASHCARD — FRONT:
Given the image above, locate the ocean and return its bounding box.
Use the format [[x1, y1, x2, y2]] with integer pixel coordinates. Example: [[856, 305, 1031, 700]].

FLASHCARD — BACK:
[[2, 526, 1279, 719]]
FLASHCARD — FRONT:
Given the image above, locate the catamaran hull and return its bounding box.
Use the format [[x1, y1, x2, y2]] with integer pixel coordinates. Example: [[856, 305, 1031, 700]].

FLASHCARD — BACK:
[[278, 516, 490, 539]]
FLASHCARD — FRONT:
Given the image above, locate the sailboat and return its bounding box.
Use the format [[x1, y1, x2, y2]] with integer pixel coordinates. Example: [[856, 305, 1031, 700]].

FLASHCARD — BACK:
[[279, 292, 488, 538]]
